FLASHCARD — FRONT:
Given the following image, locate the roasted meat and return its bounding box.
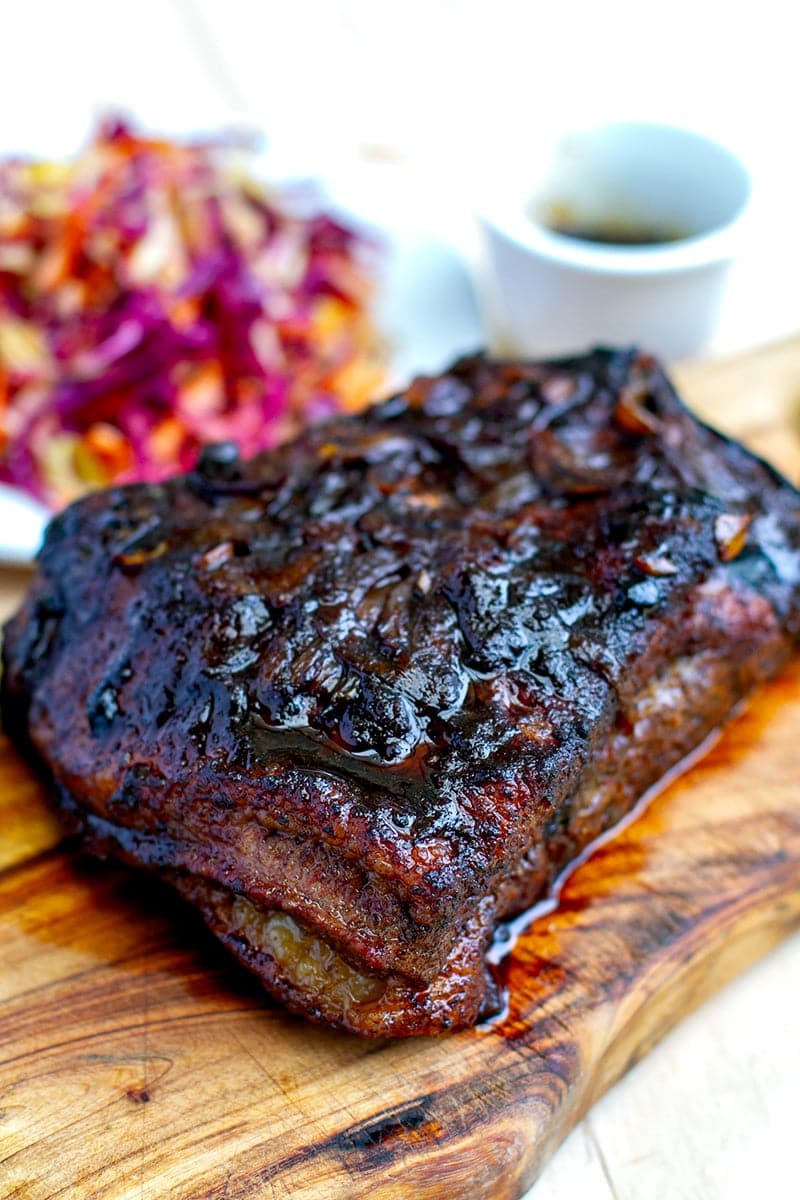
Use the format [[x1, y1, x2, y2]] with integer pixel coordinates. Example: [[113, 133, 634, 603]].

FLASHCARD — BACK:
[[3, 348, 800, 1036]]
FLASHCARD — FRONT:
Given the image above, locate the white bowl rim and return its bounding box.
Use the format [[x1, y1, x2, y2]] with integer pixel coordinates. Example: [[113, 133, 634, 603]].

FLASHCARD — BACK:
[[478, 122, 753, 278]]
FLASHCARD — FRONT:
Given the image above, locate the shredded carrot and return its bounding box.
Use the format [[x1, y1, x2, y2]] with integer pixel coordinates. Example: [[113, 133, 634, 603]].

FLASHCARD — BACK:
[[0, 117, 384, 508]]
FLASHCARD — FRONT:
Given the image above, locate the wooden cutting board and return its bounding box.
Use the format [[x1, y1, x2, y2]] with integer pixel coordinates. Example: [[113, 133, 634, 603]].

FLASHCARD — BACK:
[[2, 337, 800, 1200]]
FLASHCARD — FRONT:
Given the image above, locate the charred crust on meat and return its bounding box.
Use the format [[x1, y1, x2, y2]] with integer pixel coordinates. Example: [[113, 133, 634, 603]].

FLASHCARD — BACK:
[[3, 347, 799, 1036]]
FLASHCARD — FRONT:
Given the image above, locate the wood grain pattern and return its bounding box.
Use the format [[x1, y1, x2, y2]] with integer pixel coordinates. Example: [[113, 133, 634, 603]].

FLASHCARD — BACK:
[[2, 337, 800, 1200]]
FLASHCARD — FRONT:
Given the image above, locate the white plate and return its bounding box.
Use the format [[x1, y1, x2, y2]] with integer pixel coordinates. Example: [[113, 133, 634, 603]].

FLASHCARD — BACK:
[[0, 175, 485, 565], [0, 485, 50, 565]]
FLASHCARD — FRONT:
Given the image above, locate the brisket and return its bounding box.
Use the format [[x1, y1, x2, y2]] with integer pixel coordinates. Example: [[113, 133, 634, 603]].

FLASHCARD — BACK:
[[3, 348, 799, 1035]]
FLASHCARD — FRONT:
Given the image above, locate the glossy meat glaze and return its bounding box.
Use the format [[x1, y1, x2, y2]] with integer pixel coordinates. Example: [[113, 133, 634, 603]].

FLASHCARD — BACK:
[[3, 349, 800, 1034]]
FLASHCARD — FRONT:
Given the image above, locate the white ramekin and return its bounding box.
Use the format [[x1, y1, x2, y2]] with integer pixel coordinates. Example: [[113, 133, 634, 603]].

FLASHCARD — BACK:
[[478, 122, 752, 361]]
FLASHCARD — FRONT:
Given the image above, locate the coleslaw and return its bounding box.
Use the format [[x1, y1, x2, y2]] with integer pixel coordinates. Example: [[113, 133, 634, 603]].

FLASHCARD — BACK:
[[0, 118, 384, 507]]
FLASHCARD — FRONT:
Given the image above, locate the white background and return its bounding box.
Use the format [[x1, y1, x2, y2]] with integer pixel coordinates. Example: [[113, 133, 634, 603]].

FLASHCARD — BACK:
[[3, 0, 800, 356], [2, 3, 798, 1197]]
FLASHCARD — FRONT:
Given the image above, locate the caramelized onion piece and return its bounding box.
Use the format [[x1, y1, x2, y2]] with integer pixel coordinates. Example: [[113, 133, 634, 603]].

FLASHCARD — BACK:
[[714, 513, 752, 562], [633, 551, 678, 577], [113, 540, 168, 570], [614, 386, 663, 435], [195, 541, 235, 571], [529, 428, 627, 495]]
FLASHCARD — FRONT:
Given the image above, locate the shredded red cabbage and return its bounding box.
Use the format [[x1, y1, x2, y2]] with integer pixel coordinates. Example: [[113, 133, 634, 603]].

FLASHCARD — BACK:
[[0, 118, 384, 507]]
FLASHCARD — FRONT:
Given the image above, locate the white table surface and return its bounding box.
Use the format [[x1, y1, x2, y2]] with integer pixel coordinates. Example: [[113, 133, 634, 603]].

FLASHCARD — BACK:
[[2, 4, 798, 1197]]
